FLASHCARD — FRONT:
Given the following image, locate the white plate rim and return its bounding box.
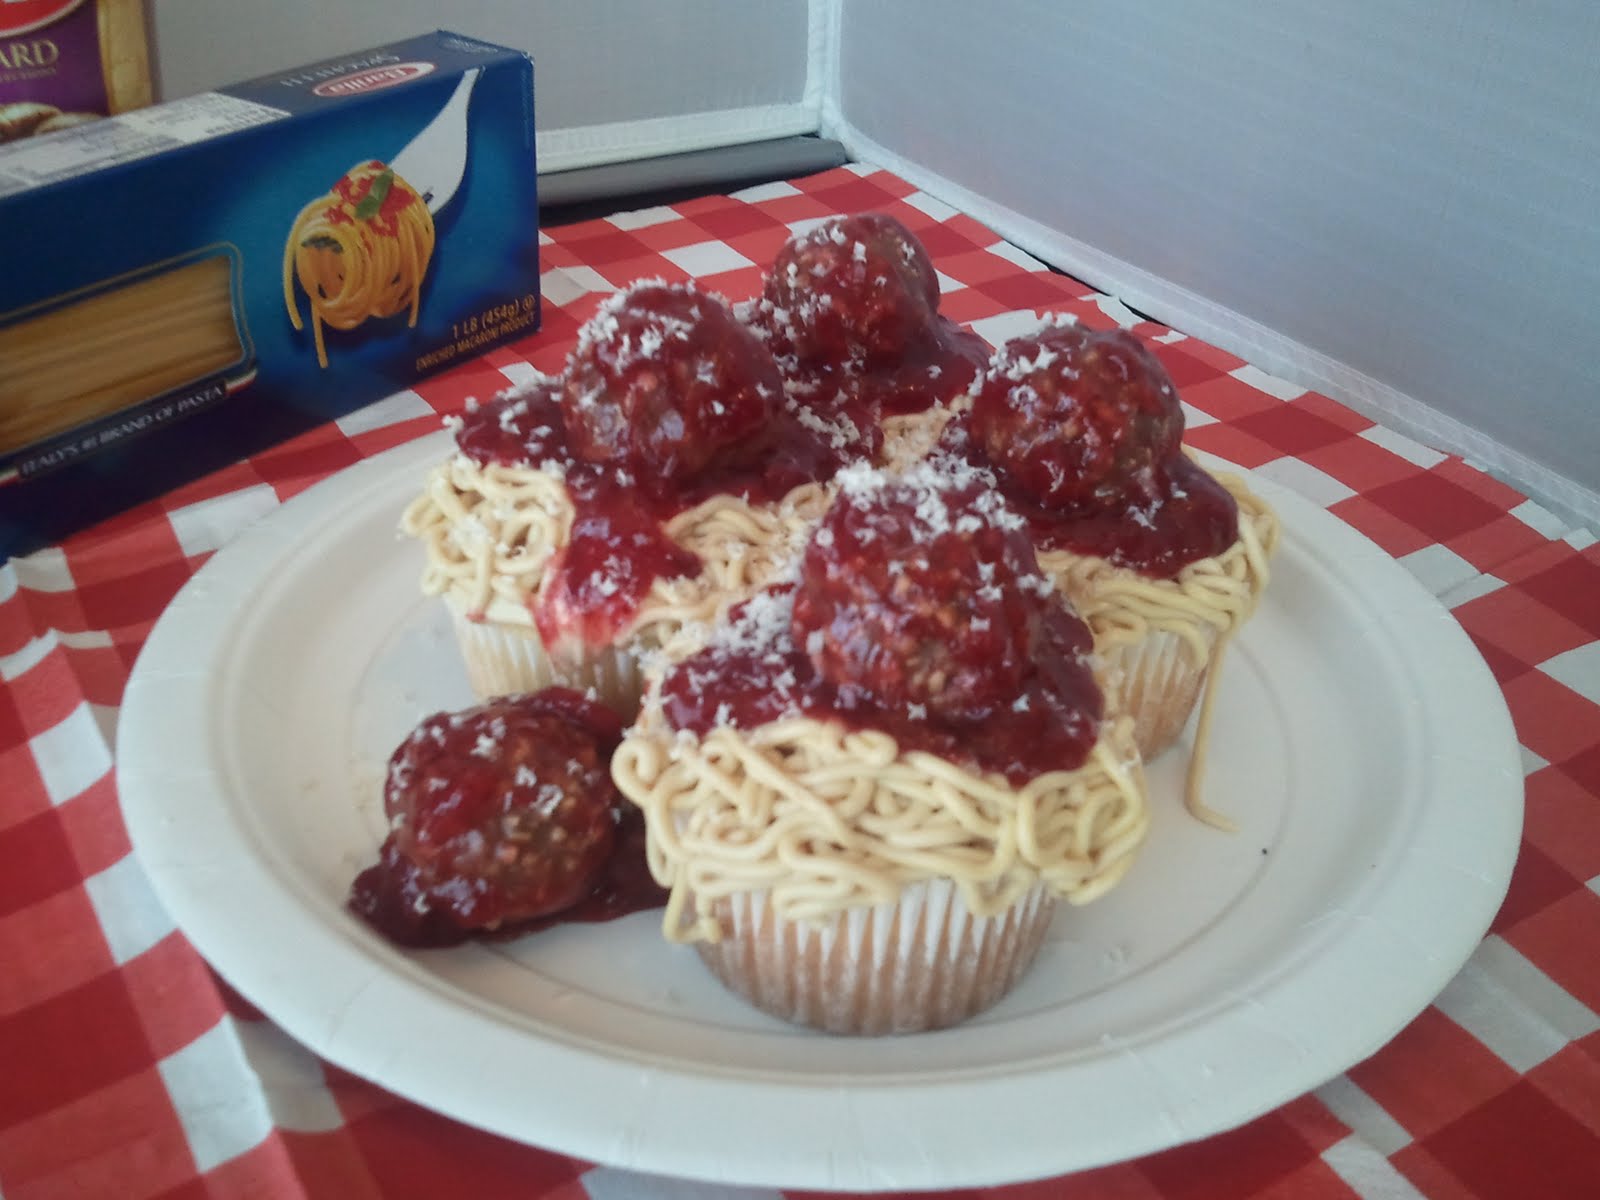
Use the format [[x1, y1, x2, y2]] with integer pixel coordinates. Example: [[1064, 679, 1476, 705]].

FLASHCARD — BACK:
[[116, 431, 1524, 1192]]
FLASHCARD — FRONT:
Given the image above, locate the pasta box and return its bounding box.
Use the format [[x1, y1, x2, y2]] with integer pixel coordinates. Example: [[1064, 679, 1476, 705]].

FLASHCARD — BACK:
[[0, 30, 539, 558]]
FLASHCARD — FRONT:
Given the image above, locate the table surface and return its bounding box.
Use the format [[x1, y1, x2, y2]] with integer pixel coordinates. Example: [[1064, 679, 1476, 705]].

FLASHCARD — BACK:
[[3, 164, 1598, 1200]]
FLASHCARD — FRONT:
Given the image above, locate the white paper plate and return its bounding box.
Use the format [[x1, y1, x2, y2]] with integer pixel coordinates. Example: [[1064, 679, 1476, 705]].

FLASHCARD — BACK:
[[118, 431, 1522, 1192]]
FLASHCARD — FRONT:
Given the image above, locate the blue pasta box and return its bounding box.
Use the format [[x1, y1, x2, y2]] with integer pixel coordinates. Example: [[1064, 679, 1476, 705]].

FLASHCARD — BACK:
[[0, 30, 539, 558]]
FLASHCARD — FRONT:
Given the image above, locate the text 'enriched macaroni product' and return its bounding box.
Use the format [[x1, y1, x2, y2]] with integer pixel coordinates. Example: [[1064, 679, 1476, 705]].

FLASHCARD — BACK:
[[0, 31, 539, 557]]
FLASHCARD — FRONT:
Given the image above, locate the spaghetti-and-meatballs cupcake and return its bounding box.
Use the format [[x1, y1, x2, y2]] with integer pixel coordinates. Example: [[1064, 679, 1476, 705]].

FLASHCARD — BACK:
[[947, 317, 1279, 821], [402, 280, 877, 713], [613, 459, 1148, 1034]]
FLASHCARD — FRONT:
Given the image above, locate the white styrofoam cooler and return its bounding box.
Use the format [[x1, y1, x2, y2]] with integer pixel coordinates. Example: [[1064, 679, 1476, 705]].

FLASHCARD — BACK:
[[152, 0, 1600, 531]]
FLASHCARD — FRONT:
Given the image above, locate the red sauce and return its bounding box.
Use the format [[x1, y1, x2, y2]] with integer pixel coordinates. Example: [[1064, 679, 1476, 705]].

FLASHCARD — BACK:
[[1026, 454, 1238, 576], [660, 471, 1105, 785], [454, 289, 875, 648], [951, 320, 1240, 578], [554, 802, 664, 926], [661, 586, 1102, 787], [533, 510, 701, 649], [453, 375, 568, 468], [855, 320, 989, 416], [349, 805, 666, 949], [348, 689, 667, 949], [760, 212, 942, 369], [754, 212, 988, 425], [562, 284, 779, 484], [350, 842, 466, 948], [778, 317, 988, 423], [326, 162, 414, 236]]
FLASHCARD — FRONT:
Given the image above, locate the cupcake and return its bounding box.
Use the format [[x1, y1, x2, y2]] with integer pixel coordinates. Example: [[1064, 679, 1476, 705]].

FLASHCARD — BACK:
[[348, 688, 665, 946], [949, 317, 1279, 822], [744, 212, 988, 472], [612, 460, 1148, 1034], [401, 280, 875, 713]]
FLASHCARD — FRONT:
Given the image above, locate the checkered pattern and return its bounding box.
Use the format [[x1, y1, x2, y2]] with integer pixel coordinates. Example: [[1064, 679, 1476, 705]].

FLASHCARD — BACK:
[[2, 164, 1597, 1200]]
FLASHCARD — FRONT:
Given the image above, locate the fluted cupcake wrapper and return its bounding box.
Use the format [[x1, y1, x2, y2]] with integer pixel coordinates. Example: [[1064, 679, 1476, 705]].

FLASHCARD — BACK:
[[1099, 626, 1218, 761], [446, 603, 646, 716], [695, 879, 1057, 1036]]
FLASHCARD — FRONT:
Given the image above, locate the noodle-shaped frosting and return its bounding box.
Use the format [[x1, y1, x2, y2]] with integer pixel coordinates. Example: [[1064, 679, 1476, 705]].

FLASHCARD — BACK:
[[401, 455, 573, 618], [1038, 472, 1279, 829], [871, 396, 1281, 830], [400, 451, 832, 648], [877, 390, 969, 473], [613, 698, 1148, 944], [1040, 472, 1281, 664]]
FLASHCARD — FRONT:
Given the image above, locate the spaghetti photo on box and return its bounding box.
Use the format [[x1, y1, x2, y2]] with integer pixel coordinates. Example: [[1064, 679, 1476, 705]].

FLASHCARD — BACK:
[[283, 160, 436, 368]]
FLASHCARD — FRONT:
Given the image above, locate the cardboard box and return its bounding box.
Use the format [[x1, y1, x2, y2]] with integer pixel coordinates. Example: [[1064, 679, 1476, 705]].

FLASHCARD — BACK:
[[0, 30, 539, 556], [0, 0, 155, 132]]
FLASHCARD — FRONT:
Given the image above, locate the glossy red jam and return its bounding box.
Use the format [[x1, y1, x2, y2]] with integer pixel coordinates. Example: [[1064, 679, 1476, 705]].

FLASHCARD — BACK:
[[775, 317, 988, 422], [532, 510, 701, 649], [454, 284, 876, 647], [562, 283, 778, 482], [453, 374, 568, 467], [792, 467, 1044, 721], [348, 689, 666, 948], [1024, 453, 1239, 576], [953, 321, 1239, 578], [755, 213, 988, 425], [761, 213, 941, 368], [852, 320, 989, 416], [972, 322, 1183, 509], [661, 469, 1105, 785]]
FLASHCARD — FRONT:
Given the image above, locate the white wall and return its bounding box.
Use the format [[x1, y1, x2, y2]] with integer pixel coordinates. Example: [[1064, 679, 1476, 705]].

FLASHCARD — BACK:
[[829, 0, 1600, 525], [150, 0, 817, 172]]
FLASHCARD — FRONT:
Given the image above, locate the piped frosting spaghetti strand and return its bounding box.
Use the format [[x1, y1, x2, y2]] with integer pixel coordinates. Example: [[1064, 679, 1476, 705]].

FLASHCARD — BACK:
[[401, 452, 831, 648], [613, 704, 1148, 944]]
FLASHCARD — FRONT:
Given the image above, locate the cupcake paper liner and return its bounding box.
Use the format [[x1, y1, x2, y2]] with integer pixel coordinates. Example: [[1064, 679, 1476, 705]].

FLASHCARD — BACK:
[[1098, 625, 1217, 760], [447, 601, 647, 716], [695, 878, 1057, 1035]]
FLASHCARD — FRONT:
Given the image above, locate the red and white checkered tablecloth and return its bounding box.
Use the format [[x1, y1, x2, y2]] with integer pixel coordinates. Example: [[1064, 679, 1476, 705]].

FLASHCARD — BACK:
[[3, 165, 1598, 1200]]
